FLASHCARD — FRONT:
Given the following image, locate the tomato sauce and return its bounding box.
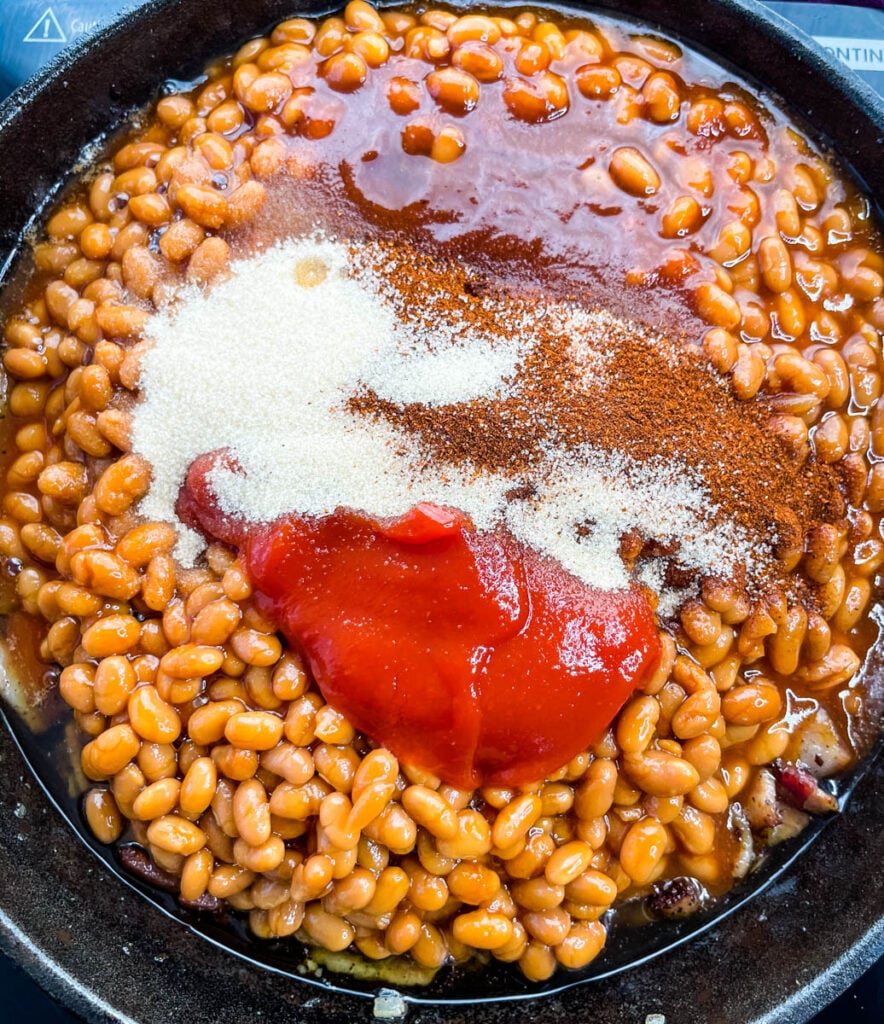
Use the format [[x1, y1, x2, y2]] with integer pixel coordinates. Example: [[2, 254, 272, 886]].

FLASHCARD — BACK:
[[180, 451, 661, 788]]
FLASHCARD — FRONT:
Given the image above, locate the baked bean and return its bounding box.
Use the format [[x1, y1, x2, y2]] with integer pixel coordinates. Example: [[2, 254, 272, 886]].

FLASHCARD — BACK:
[[365, 804, 418, 855], [234, 835, 285, 873], [261, 743, 314, 787], [452, 910, 514, 950], [544, 840, 594, 887], [268, 777, 329, 820], [511, 876, 564, 913], [233, 778, 271, 846], [540, 782, 574, 816], [96, 302, 149, 339], [403, 920, 444, 969], [574, 63, 620, 100], [387, 77, 423, 117], [81, 614, 141, 657], [180, 848, 214, 902], [616, 695, 659, 753], [446, 862, 501, 905], [59, 662, 96, 713], [179, 757, 218, 818], [212, 744, 259, 781], [82, 723, 140, 777], [129, 685, 182, 743], [609, 146, 660, 196], [132, 777, 181, 820], [832, 577, 871, 633], [208, 864, 254, 898], [490, 793, 542, 849], [314, 743, 360, 792], [175, 184, 229, 230], [661, 195, 703, 239], [623, 750, 700, 797], [395, 786, 456, 843], [721, 681, 782, 725], [744, 722, 790, 765], [812, 413, 848, 463], [93, 454, 151, 515], [642, 71, 681, 123], [553, 920, 606, 969], [186, 699, 241, 745], [575, 758, 617, 819], [502, 72, 569, 123], [306, 704, 351, 745], [385, 910, 422, 955], [84, 788, 123, 843], [229, 627, 282, 666], [406, 860, 448, 911], [798, 644, 861, 689], [766, 605, 807, 676], [70, 549, 140, 600], [303, 904, 354, 952], [358, 866, 408, 917], [96, 409, 132, 452], [21, 522, 62, 564], [452, 41, 503, 82], [522, 904, 570, 946], [619, 818, 667, 884], [187, 236, 230, 285], [134, 741, 175, 788], [774, 351, 830, 399], [696, 281, 742, 330], [671, 687, 720, 740], [427, 124, 465, 163], [159, 219, 205, 262], [426, 67, 480, 115], [519, 940, 557, 981], [671, 805, 715, 855], [415, 829, 457, 875], [564, 868, 617, 908], [93, 655, 136, 715], [759, 234, 793, 293], [689, 777, 729, 815]]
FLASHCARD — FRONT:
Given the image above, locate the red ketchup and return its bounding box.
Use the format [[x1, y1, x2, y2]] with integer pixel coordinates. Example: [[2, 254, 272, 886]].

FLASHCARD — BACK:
[[179, 452, 661, 789]]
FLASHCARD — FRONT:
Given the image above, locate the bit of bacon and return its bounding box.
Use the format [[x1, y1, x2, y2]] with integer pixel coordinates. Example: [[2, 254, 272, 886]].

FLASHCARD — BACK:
[[772, 759, 839, 814], [728, 803, 754, 879], [647, 875, 708, 919], [743, 768, 782, 830], [117, 844, 178, 892]]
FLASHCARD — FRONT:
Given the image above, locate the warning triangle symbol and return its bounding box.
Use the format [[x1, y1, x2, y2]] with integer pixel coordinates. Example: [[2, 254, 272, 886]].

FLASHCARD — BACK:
[[23, 7, 67, 44]]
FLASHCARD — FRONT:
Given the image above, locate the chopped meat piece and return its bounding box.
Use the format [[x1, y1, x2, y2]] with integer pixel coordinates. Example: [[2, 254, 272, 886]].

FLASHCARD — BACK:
[[742, 768, 782, 830], [647, 875, 708, 919], [772, 759, 839, 814]]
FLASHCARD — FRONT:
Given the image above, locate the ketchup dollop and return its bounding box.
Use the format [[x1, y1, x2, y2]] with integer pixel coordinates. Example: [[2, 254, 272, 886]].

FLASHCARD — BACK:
[[180, 453, 661, 788]]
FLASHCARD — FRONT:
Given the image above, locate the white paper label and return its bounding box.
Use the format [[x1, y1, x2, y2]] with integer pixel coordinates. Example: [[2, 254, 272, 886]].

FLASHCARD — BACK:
[[813, 36, 884, 72]]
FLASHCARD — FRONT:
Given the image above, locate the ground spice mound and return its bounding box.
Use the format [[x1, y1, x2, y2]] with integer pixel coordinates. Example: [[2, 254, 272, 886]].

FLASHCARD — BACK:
[[351, 243, 844, 602]]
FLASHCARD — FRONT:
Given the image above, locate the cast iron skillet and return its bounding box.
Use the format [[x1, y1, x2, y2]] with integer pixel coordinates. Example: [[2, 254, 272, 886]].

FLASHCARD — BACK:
[[0, 1, 882, 1021]]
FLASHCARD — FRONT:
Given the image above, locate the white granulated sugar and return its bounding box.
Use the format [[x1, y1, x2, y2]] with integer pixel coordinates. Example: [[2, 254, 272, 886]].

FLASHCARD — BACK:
[[361, 334, 523, 407], [134, 237, 516, 562], [505, 447, 756, 594], [565, 309, 618, 383], [132, 236, 760, 600]]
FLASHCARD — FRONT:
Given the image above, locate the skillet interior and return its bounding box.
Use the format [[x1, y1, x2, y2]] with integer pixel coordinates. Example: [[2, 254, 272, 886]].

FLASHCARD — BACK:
[[0, 1, 882, 1020]]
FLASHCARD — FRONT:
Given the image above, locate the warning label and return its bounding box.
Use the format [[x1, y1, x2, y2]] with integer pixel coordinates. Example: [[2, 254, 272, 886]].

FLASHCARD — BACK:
[[22, 7, 67, 44]]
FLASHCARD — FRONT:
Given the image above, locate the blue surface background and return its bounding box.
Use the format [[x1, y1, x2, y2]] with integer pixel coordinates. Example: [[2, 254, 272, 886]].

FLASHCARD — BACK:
[[0, 1, 881, 1020]]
